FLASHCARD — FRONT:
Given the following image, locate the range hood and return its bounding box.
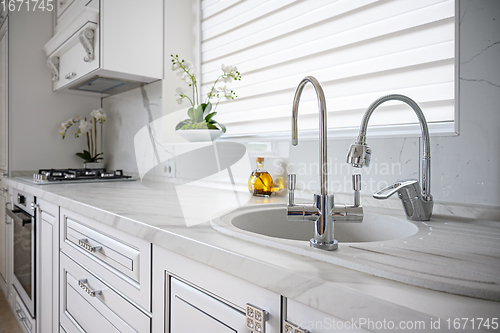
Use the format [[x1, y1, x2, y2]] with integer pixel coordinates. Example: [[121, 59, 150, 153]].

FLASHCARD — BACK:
[[43, 0, 163, 97], [70, 76, 144, 95]]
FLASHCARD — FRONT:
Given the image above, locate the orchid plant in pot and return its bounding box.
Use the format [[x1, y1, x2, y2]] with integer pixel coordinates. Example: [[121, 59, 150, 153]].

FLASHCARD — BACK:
[[171, 54, 241, 141], [59, 108, 107, 168]]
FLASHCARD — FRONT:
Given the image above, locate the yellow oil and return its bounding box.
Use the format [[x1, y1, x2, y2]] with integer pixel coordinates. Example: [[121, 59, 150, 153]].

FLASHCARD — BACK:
[[248, 158, 273, 197], [248, 171, 274, 197]]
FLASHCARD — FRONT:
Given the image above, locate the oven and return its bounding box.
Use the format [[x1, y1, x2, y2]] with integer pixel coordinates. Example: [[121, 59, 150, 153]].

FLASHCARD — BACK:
[[6, 189, 36, 318]]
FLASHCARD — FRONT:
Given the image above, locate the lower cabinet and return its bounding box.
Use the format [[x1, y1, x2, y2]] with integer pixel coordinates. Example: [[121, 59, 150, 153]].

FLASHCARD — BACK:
[[152, 244, 282, 333], [36, 199, 59, 333]]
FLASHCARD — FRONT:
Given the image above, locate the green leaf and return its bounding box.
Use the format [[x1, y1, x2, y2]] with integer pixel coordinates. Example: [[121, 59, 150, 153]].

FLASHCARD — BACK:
[[203, 102, 212, 115], [205, 111, 217, 122], [75, 150, 91, 161], [187, 107, 195, 121], [215, 122, 226, 133], [175, 120, 190, 130], [194, 105, 204, 123]]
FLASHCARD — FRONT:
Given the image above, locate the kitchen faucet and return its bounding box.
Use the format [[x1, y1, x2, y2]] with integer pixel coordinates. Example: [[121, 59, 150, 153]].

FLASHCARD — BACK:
[[287, 76, 363, 251], [346, 94, 433, 221]]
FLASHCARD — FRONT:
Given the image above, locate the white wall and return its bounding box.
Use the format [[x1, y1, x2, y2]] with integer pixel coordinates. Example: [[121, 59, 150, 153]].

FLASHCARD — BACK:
[[9, 9, 101, 171], [103, 0, 500, 208]]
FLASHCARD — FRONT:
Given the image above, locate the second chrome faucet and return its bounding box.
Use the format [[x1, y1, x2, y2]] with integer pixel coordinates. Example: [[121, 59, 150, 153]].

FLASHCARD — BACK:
[[286, 76, 362, 251]]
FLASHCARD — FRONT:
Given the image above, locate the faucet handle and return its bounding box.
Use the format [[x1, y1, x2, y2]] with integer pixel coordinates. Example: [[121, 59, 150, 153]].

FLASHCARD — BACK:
[[352, 174, 361, 206], [287, 173, 296, 205]]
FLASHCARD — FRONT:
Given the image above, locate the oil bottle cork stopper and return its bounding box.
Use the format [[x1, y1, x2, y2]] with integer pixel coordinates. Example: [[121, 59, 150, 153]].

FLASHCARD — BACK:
[[256, 157, 264, 162]]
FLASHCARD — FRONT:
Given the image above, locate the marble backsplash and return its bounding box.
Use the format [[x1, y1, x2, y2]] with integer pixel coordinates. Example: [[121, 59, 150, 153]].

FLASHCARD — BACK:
[[102, 0, 500, 209]]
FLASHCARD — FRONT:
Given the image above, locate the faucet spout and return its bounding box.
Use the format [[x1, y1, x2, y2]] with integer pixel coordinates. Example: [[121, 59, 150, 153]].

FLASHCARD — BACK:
[[347, 94, 433, 220], [292, 76, 328, 196], [288, 76, 363, 250]]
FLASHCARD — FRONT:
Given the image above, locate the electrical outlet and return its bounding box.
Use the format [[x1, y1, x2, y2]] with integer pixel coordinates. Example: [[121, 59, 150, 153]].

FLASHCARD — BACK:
[[163, 161, 176, 178]]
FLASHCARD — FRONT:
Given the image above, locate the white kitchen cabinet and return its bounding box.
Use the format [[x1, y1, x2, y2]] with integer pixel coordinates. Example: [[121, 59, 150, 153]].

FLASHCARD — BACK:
[[43, 0, 163, 97], [0, 17, 8, 174], [152, 244, 282, 333], [36, 200, 59, 333]]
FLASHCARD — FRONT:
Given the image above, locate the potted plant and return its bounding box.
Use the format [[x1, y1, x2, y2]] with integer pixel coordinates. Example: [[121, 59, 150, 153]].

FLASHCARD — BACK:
[[59, 108, 107, 168], [171, 54, 241, 141]]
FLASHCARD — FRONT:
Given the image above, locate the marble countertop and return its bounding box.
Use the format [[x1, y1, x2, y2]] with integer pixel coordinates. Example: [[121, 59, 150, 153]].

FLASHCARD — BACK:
[[3, 176, 500, 329]]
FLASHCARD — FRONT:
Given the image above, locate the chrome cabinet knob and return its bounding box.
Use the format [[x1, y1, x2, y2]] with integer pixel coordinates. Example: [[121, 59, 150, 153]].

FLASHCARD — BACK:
[[65, 72, 77, 79]]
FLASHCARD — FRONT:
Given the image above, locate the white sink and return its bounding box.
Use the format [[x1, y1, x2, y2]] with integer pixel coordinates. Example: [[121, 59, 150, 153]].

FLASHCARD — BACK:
[[211, 203, 418, 245]]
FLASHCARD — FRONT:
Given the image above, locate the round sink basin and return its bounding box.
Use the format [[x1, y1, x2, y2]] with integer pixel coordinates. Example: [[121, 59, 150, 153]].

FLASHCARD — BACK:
[[215, 204, 418, 243]]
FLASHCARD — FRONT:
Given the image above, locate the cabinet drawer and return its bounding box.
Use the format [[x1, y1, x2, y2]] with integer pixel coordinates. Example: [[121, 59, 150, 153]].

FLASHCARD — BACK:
[[65, 217, 139, 281], [60, 208, 151, 311], [14, 292, 35, 333], [60, 253, 151, 333]]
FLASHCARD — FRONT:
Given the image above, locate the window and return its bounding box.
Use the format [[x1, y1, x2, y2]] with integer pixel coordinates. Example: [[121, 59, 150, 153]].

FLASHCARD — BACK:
[[200, 0, 456, 138]]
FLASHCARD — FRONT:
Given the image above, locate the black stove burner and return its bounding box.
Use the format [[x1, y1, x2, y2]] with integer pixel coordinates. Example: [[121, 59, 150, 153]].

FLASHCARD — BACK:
[[35, 169, 131, 182]]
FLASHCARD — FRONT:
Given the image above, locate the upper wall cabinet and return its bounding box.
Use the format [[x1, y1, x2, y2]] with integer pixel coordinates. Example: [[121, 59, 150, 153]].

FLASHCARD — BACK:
[[43, 0, 163, 97]]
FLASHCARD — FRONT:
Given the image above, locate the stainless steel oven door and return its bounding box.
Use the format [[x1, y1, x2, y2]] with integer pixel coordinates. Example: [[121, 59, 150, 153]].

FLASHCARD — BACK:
[[7, 206, 35, 317]]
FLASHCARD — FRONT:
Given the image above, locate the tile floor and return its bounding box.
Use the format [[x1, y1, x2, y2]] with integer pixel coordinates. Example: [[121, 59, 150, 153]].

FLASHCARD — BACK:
[[0, 291, 22, 333]]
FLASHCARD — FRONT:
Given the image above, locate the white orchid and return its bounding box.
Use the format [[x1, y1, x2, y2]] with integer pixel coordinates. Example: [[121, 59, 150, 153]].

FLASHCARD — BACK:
[[90, 108, 107, 123], [59, 109, 107, 163], [171, 55, 241, 134], [221, 64, 237, 75], [77, 119, 92, 136], [175, 87, 186, 104]]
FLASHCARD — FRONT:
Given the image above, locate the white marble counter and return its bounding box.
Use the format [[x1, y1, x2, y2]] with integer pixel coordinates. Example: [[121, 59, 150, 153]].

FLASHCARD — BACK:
[[3, 177, 500, 331]]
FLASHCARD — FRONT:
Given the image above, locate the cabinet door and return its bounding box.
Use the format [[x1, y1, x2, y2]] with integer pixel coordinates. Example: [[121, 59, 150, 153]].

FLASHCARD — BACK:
[[36, 200, 59, 333], [0, 20, 8, 173], [170, 277, 246, 332]]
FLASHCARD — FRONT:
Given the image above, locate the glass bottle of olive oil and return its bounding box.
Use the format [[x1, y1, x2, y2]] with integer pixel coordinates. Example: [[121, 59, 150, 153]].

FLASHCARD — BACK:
[[248, 157, 273, 197]]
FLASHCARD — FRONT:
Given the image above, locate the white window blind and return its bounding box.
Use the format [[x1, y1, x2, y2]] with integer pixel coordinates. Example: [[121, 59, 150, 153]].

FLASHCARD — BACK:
[[200, 0, 455, 137]]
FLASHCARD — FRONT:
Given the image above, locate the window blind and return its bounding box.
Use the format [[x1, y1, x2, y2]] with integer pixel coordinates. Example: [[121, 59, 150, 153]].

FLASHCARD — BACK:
[[200, 0, 455, 137]]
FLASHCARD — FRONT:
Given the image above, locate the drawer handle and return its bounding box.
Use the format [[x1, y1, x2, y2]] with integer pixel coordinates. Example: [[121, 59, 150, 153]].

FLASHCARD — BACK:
[[78, 238, 102, 253], [78, 279, 101, 297], [15, 309, 27, 322], [65, 72, 77, 79]]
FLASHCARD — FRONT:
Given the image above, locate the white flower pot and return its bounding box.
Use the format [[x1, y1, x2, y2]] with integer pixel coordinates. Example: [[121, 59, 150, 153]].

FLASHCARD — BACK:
[[83, 162, 105, 169], [176, 129, 222, 142]]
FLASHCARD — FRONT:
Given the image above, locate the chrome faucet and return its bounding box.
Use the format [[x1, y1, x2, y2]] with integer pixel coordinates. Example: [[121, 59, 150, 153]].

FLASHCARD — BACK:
[[287, 76, 363, 251], [346, 94, 433, 221]]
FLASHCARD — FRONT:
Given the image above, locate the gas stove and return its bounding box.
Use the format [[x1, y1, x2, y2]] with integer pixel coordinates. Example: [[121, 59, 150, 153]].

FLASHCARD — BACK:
[[25, 168, 134, 184]]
